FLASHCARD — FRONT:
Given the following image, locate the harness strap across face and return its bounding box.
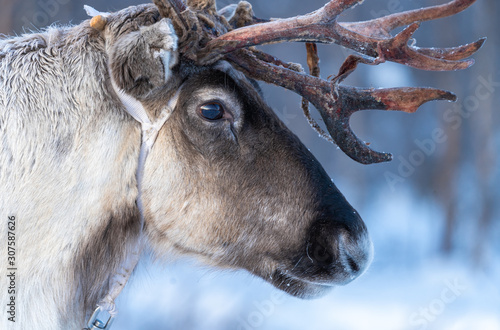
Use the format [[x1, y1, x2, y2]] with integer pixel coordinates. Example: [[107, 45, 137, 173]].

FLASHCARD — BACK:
[[85, 47, 182, 330], [82, 5, 184, 328]]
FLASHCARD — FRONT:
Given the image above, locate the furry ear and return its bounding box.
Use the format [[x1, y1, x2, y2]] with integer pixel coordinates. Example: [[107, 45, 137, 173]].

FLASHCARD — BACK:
[[109, 19, 178, 98]]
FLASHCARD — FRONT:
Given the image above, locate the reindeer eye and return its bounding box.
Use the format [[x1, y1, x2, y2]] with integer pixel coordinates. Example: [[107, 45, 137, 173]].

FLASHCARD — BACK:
[[198, 102, 225, 121]]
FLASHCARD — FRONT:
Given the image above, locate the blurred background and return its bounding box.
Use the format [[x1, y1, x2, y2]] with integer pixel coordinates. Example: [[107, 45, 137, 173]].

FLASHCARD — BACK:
[[2, 0, 498, 329]]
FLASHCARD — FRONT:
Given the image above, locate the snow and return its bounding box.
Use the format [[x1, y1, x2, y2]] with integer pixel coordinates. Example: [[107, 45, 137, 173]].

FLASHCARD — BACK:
[[113, 190, 500, 330]]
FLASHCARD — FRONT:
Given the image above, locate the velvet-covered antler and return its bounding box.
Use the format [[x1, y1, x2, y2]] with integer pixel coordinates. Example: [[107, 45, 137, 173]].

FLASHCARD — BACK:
[[153, 0, 484, 164]]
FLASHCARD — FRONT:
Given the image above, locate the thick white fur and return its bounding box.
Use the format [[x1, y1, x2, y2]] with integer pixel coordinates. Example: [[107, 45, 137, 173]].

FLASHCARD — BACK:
[[0, 15, 178, 329]]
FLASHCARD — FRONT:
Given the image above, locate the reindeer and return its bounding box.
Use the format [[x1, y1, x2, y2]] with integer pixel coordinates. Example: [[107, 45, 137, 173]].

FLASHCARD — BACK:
[[0, 0, 482, 329]]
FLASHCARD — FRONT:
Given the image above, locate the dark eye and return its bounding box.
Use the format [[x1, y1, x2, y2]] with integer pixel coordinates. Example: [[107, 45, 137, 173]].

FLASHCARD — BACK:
[[198, 102, 225, 121]]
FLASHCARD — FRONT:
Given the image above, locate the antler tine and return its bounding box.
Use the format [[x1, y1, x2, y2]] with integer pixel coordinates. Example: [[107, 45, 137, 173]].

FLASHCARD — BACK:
[[227, 49, 456, 164], [198, 0, 483, 70], [341, 0, 477, 38]]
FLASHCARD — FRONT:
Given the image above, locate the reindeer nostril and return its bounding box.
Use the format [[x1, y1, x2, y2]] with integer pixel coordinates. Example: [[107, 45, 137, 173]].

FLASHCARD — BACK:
[[297, 213, 372, 285]]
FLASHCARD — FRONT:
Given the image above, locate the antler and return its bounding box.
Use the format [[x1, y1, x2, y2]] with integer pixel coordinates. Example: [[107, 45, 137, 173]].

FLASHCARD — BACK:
[[199, 0, 484, 69], [153, 0, 484, 164], [226, 49, 456, 164]]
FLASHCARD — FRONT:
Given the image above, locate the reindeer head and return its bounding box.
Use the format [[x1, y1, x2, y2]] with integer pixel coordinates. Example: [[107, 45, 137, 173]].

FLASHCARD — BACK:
[[92, 0, 482, 298]]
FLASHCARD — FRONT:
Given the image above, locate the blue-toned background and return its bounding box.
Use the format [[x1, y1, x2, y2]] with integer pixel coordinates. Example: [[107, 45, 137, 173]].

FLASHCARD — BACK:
[[3, 0, 498, 329]]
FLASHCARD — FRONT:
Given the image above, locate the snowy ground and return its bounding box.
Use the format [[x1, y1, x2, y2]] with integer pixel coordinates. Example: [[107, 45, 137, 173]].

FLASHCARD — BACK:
[[113, 190, 500, 330]]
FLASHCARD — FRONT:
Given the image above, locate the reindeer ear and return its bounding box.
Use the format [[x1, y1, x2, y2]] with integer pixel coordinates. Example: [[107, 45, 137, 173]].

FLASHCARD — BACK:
[[109, 19, 178, 98]]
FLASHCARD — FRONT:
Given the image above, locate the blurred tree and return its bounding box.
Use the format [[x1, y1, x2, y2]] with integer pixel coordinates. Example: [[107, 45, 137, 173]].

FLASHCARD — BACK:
[[0, 0, 15, 34]]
